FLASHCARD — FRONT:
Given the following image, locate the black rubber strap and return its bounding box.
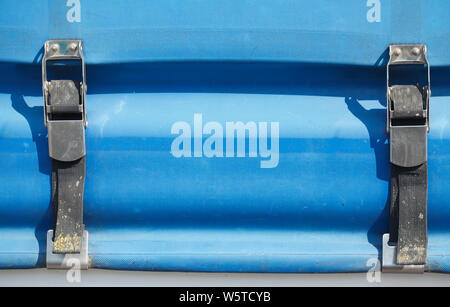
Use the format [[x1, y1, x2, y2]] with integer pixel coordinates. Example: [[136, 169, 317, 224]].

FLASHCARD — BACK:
[[51, 157, 86, 254], [48, 80, 86, 254], [52, 157, 86, 254], [389, 163, 428, 265]]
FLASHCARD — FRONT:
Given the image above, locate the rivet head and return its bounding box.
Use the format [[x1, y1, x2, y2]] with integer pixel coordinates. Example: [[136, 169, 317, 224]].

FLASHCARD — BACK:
[[69, 43, 78, 52], [411, 47, 421, 56], [50, 44, 59, 52], [392, 47, 401, 57]]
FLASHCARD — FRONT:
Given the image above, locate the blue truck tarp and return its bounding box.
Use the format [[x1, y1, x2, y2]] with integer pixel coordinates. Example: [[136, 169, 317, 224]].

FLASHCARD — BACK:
[[0, 0, 449, 272]]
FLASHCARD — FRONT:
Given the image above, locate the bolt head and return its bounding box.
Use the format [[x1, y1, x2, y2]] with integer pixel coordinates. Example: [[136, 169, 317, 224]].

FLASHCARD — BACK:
[[69, 43, 78, 52], [411, 47, 421, 56], [50, 44, 59, 52], [392, 47, 401, 57]]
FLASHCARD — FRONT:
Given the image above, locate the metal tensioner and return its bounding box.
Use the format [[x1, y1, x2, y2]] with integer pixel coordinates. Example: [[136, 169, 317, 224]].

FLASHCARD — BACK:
[[42, 39, 88, 269], [43, 39, 88, 155], [383, 44, 430, 273]]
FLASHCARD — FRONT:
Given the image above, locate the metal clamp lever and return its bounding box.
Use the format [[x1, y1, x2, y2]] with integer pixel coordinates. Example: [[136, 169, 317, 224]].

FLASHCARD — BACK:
[[383, 44, 430, 273], [43, 39, 88, 269], [43, 39, 87, 161], [387, 44, 430, 135]]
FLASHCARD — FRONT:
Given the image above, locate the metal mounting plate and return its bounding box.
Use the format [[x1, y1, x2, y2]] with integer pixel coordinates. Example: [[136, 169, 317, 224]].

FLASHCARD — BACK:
[[388, 44, 428, 65], [382, 234, 425, 273], [46, 230, 89, 270], [44, 39, 83, 61]]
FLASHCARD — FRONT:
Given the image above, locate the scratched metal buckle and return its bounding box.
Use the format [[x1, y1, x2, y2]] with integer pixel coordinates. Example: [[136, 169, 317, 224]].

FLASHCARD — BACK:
[[386, 44, 430, 133], [42, 39, 87, 128], [42, 39, 87, 162]]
